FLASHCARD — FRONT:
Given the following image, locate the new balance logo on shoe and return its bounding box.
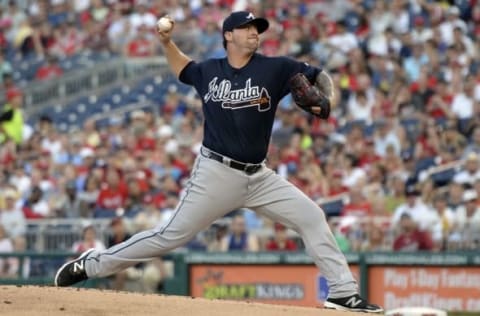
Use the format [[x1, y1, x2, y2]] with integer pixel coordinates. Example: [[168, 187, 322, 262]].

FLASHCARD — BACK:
[[73, 261, 84, 273], [324, 294, 384, 314], [55, 249, 94, 287], [345, 296, 362, 308]]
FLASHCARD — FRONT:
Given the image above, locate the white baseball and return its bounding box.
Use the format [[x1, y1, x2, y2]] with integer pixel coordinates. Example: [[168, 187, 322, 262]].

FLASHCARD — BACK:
[[157, 17, 173, 32]]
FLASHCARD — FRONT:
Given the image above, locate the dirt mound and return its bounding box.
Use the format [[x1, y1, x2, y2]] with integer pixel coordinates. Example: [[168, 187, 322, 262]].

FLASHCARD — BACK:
[[0, 286, 365, 316]]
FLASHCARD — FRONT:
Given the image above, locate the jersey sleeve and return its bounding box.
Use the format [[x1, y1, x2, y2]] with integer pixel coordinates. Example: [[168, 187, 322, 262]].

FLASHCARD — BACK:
[[178, 61, 201, 86], [278, 57, 322, 96]]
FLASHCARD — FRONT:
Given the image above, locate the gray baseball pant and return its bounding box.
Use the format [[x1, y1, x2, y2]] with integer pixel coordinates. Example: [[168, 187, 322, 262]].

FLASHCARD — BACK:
[[85, 151, 357, 298]]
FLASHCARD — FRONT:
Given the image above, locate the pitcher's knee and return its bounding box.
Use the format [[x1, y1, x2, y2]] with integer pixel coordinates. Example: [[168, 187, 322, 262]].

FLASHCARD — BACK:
[[292, 206, 327, 231]]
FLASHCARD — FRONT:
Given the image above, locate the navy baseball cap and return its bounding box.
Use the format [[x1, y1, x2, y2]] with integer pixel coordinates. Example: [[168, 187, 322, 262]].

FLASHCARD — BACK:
[[222, 11, 269, 34]]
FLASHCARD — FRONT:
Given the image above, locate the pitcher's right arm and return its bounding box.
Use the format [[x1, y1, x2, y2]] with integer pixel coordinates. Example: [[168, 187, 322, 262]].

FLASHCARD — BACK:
[[157, 16, 192, 79]]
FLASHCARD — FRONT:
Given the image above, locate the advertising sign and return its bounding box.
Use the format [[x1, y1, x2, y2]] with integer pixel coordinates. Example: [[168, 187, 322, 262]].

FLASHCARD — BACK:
[[190, 265, 359, 307], [369, 267, 480, 312]]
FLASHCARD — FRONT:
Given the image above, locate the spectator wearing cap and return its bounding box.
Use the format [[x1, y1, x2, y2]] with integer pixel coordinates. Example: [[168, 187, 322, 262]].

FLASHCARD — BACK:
[[456, 190, 480, 242], [392, 183, 437, 231], [0, 87, 24, 145], [439, 6, 467, 45], [411, 16, 433, 43], [265, 223, 298, 251], [453, 152, 480, 186], [393, 213, 434, 251]]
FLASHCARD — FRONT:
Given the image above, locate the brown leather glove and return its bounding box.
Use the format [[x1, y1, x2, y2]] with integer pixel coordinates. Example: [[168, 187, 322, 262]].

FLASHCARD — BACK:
[[289, 72, 330, 119]]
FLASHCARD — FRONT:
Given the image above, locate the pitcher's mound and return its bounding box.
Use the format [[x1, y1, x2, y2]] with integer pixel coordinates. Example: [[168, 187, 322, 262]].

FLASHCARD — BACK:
[[0, 285, 366, 316]]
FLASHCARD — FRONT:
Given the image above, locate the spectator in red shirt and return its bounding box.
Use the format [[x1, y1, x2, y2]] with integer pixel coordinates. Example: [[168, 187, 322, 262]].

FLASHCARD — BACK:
[[265, 223, 298, 251], [35, 55, 63, 81], [358, 138, 382, 169], [341, 187, 372, 217], [326, 169, 349, 196], [125, 24, 155, 58], [393, 213, 434, 251], [95, 167, 128, 218]]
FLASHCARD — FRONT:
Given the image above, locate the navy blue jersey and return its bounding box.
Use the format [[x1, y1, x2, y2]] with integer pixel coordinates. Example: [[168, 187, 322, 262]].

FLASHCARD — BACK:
[[179, 53, 321, 163]]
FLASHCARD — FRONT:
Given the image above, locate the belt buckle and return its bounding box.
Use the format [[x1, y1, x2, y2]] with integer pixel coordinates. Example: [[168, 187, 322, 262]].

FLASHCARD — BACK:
[[244, 163, 260, 175], [222, 156, 231, 167]]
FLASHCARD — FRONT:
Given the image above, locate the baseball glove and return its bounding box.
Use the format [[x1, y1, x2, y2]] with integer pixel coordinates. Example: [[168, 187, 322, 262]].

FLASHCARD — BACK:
[[289, 72, 330, 119]]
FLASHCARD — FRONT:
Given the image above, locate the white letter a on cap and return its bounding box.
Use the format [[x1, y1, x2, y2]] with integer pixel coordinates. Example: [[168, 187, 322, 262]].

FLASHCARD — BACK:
[[246, 13, 255, 19]]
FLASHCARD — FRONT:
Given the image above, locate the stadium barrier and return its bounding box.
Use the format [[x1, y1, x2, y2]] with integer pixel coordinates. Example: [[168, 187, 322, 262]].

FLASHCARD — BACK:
[[1, 251, 479, 313], [20, 56, 169, 117]]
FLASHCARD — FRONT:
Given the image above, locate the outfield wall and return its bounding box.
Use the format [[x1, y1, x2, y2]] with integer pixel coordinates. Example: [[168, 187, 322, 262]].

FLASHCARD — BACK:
[[1, 252, 479, 312]]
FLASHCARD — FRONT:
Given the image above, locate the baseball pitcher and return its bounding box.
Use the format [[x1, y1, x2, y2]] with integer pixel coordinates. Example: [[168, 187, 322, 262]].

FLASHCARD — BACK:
[[55, 11, 383, 313]]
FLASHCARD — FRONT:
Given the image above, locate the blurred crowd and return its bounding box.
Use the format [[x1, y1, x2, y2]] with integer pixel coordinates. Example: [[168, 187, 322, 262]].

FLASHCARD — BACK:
[[1, 0, 480, 281]]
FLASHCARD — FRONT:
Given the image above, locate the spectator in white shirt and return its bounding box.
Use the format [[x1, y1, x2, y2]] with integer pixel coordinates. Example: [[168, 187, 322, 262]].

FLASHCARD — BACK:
[[453, 152, 480, 186], [392, 183, 438, 231], [373, 119, 401, 157], [438, 6, 468, 45], [411, 16, 433, 43], [456, 190, 480, 233], [454, 190, 480, 249], [347, 90, 375, 122], [0, 224, 19, 278], [327, 20, 359, 67], [451, 76, 476, 120], [129, 2, 157, 36], [0, 188, 26, 244]]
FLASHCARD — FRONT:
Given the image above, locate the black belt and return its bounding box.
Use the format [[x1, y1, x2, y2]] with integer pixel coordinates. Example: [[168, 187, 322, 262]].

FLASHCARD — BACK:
[[200, 147, 263, 175]]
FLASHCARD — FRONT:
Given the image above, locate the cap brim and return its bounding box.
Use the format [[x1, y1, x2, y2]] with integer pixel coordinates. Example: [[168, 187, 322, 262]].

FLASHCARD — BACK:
[[237, 18, 269, 34]]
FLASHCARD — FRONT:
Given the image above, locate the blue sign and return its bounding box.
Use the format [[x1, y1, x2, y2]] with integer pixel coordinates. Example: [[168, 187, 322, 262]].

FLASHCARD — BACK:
[[316, 274, 329, 301]]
